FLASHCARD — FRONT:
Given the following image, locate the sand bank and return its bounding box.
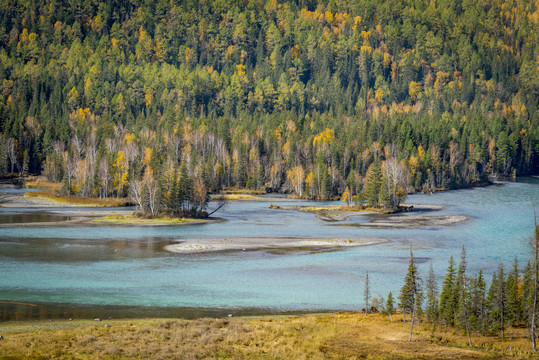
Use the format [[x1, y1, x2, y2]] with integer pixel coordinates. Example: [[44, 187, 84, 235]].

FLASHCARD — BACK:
[[345, 214, 468, 229], [164, 237, 388, 254]]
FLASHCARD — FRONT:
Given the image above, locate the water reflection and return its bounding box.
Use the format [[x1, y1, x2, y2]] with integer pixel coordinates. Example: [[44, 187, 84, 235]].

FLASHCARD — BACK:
[[0, 212, 72, 224]]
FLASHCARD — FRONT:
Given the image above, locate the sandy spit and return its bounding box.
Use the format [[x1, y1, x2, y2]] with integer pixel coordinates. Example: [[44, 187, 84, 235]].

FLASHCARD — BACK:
[[164, 237, 388, 254]]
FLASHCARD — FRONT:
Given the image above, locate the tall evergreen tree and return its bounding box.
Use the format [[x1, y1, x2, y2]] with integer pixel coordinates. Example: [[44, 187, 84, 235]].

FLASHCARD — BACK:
[[399, 245, 422, 341], [506, 258, 522, 327], [488, 263, 507, 339], [363, 160, 382, 207], [456, 245, 472, 346], [386, 292, 395, 322], [470, 270, 487, 336], [425, 260, 438, 329], [439, 256, 457, 328]]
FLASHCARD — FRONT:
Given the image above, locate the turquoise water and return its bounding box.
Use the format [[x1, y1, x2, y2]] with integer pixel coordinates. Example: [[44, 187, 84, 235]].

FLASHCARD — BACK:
[[0, 178, 538, 317]]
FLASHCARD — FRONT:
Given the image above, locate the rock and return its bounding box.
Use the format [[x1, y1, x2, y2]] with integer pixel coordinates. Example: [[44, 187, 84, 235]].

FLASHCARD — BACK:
[[94, 318, 101, 321]]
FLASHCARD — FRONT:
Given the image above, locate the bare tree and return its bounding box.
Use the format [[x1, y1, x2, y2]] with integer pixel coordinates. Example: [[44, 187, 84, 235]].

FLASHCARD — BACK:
[[62, 151, 76, 194], [129, 179, 145, 214], [143, 169, 160, 217], [383, 157, 410, 209], [364, 271, 370, 315], [71, 135, 84, 160], [6, 138, 17, 175]]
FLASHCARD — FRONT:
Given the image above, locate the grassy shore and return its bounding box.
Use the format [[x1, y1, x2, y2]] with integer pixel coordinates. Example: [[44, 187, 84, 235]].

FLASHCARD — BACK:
[[220, 187, 266, 195], [0, 313, 535, 359], [92, 214, 205, 226], [215, 193, 263, 200], [24, 190, 132, 207], [23, 176, 62, 191]]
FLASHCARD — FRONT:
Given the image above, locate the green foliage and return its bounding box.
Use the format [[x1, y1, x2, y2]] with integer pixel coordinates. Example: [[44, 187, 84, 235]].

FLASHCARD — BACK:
[[0, 0, 537, 203], [438, 256, 457, 327], [399, 246, 422, 320]]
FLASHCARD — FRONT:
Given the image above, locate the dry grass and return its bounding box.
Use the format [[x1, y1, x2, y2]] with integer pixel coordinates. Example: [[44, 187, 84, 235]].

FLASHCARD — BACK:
[[23, 176, 62, 191], [217, 194, 262, 200], [24, 190, 131, 207], [220, 187, 266, 195], [299, 205, 403, 214], [0, 313, 536, 359], [92, 215, 202, 225]]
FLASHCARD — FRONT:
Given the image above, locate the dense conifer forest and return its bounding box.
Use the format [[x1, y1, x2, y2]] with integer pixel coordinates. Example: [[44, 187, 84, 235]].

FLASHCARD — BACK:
[[0, 0, 537, 216]]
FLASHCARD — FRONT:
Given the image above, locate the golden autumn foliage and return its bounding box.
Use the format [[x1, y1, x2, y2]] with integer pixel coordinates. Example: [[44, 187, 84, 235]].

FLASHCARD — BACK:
[[313, 128, 335, 148]]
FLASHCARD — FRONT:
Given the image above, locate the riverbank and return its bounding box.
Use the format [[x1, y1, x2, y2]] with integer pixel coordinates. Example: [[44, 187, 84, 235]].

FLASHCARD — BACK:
[[269, 203, 467, 228], [0, 191, 218, 227], [0, 313, 534, 359], [0, 212, 218, 227], [270, 204, 443, 220], [164, 237, 388, 254]]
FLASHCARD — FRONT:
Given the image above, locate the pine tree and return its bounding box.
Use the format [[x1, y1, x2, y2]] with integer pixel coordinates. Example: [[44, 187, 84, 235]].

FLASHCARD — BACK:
[[488, 263, 507, 339], [521, 260, 533, 332], [456, 245, 472, 346], [399, 245, 422, 341], [439, 256, 457, 328], [425, 261, 438, 330], [178, 161, 193, 217], [470, 270, 487, 336], [363, 160, 382, 207], [386, 292, 395, 322], [506, 258, 522, 327]]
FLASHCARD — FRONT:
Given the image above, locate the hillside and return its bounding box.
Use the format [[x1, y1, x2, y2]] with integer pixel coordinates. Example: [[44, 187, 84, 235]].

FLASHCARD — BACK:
[[0, 0, 537, 208]]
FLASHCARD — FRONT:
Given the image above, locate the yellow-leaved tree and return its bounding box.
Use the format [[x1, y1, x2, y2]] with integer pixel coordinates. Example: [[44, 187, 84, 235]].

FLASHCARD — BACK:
[[114, 151, 129, 197]]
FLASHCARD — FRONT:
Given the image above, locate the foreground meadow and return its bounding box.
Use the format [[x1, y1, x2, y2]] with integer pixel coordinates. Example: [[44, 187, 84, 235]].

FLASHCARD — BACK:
[[0, 313, 537, 359]]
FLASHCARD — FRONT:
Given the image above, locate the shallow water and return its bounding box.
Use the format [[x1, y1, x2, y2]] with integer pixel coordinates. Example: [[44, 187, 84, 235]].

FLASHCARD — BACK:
[[0, 178, 538, 319]]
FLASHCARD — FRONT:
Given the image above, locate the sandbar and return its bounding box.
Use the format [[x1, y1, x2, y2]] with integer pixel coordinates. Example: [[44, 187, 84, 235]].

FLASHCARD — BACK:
[[344, 214, 468, 229], [164, 237, 388, 254]]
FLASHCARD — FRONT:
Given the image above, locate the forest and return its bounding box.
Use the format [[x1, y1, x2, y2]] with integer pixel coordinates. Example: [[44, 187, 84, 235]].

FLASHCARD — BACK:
[[0, 0, 537, 216], [394, 225, 539, 348]]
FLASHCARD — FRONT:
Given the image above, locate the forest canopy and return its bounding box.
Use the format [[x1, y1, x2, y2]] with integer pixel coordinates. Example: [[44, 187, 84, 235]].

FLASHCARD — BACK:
[[0, 0, 537, 214]]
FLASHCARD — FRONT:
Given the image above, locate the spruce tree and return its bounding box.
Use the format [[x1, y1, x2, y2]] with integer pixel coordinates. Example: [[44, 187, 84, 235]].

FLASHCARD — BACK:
[[439, 256, 457, 328], [506, 258, 522, 327], [399, 245, 422, 341], [471, 270, 487, 336], [456, 245, 472, 346], [488, 263, 507, 339], [425, 261, 439, 329], [386, 292, 395, 322], [363, 160, 382, 207], [521, 260, 533, 332]]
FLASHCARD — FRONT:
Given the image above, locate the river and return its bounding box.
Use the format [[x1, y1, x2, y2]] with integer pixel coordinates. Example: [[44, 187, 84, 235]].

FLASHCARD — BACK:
[[0, 178, 538, 320]]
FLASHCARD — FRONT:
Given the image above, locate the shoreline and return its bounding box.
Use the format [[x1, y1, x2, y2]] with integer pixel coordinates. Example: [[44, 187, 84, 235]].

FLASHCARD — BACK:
[[0, 191, 220, 227], [270, 203, 467, 228], [164, 236, 388, 254], [0, 300, 335, 322]]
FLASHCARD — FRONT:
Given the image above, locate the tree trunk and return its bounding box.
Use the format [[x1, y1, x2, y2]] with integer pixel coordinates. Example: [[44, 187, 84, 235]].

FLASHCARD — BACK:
[[409, 295, 417, 342]]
